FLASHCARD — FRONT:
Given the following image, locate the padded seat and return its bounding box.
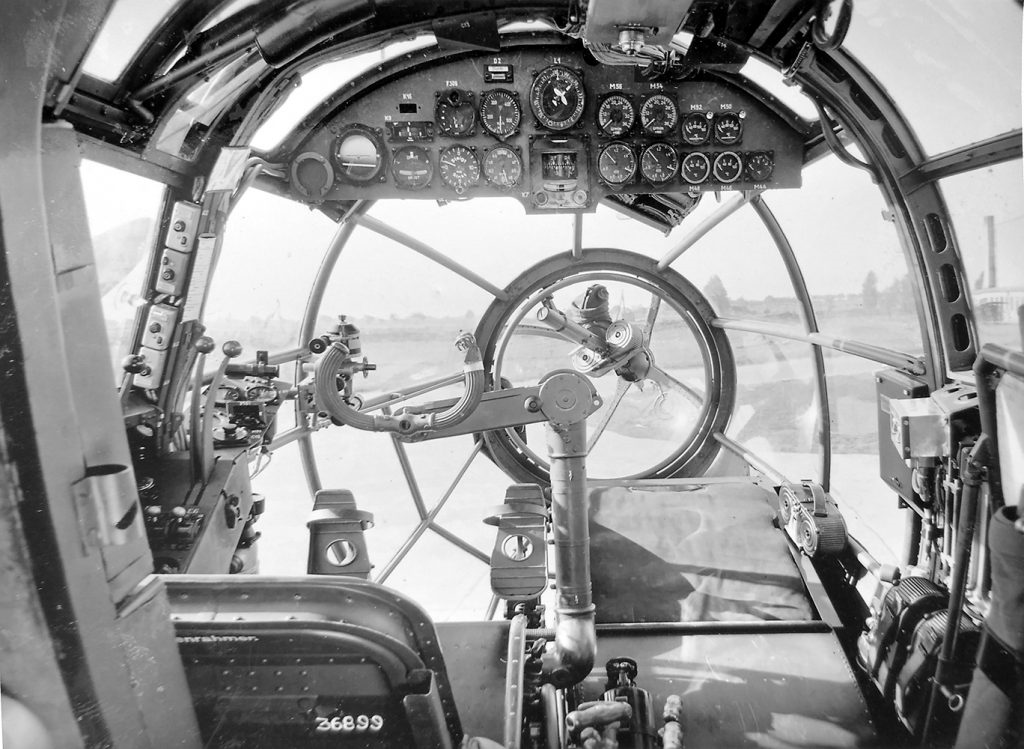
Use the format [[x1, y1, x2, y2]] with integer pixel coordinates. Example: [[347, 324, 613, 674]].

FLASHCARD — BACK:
[[165, 575, 462, 748], [588, 479, 814, 623]]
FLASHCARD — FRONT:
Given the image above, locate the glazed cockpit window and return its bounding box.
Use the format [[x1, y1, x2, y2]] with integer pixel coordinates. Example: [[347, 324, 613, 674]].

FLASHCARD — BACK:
[[845, 0, 1022, 156], [80, 159, 164, 382], [940, 159, 1024, 350]]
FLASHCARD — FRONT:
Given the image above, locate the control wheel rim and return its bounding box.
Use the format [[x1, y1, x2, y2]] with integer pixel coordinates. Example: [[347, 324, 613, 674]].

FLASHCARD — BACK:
[[474, 248, 736, 483]]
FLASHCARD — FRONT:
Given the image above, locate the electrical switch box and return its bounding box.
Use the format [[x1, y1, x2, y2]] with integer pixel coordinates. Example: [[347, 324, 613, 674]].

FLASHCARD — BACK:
[[165, 200, 201, 253]]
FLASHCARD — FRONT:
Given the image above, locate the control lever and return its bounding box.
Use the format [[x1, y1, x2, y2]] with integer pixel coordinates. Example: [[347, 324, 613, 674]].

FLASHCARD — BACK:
[[190, 337, 242, 483]]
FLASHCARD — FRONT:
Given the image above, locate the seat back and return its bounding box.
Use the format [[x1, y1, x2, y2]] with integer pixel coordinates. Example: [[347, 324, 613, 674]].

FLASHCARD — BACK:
[[166, 575, 462, 748]]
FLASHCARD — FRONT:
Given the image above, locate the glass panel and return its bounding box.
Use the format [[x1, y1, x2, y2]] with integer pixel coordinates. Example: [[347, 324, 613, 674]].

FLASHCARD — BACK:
[[82, 0, 180, 82], [845, 1, 1022, 155], [251, 36, 438, 152], [824, 350, 903, 564], [940, 158, 1024, 349], [80, 159, 164, 381], [766, 153, 925, 353], [724, 331, 822, 484], [203, 189, 337, 355], [740, 57, 819, 122]]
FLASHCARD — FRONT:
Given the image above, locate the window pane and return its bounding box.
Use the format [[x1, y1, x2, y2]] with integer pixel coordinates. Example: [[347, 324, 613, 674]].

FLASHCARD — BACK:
[[81, 160, 164, 381], [204, 189, 337, 356], [940, 159, 1024, 349], [766, 154, 925, 354], [82, 0, 179, 82], [845, 1, 1022, 155]]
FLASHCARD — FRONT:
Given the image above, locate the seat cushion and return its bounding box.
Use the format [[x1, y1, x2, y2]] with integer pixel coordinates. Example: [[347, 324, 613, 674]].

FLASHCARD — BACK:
[[588, 480, 814, 623]]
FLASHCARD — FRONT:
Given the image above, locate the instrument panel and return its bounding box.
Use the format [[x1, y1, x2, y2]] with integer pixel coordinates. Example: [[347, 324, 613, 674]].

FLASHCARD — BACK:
[[287, 47, 804, 212]]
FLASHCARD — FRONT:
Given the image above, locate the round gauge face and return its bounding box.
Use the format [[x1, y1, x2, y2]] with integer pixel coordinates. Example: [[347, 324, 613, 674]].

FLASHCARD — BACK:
[[597, 94, 635, 137], [712, 151, 743, 183], [681, 112, 712, 146], [713, 112, 743, 145], [640, 94, 678, 136], [530, 66, 586, 131], [435, 89, 476, 136], [333, 127, 385, 183], [681, 152, 711, 184], [439, 145, 481, 193], [479, 89, 521, 138], [482, 145, 523, 188], [598, 142, 636, 185], [745, 151, 774, 182], [391, 146, 433, 189], [640, 143, 679, 184]]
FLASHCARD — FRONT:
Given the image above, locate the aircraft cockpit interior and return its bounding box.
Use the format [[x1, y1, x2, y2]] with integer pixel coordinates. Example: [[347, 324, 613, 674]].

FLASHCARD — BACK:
[[1, 1, 1022, 747]]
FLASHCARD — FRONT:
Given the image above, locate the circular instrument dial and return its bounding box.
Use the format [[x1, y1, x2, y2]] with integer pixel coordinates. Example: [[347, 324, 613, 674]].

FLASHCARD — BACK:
[[640, 143, 679, 184], [391, 146, 433, 189], [713, 112, 743, 145], [530, 65, 585, 131], [681, 112, 712, 146], [479, 89, 521, 138], [597, 94, 635, 137], [435, 89, 476, 136], [681, 152, 711, 184], [332, 126, 385, 183], [483, 145, 523, 188], [640, 94, 678, 136], [745, 151, 774, 182], [598, 142, 636, 185], [712, 151, 743, 183], [439, 145, 481, 193]]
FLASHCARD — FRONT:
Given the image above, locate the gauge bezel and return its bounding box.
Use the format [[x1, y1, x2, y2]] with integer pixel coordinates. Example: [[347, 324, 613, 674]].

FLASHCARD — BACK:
[[597, 141, 637, 186], [530, 65, 586, 131], [744, 150, 775, 182], [439, 144, 481, 194], [390, 145, 434, 190], [680, 152, 711, 185], [482, 144, 523, 189], [713, 111, 744, 145], [331, 124, 386, 184], [681, 111, 712, 146], [434, 88, 477, 137], [596, 93, 636, 137], [639, 142, 679, 184], [639, 93, 679, 136], [712, 151, 743, 183], [479, 89, 522, 139], [291, 152, 335, 200]]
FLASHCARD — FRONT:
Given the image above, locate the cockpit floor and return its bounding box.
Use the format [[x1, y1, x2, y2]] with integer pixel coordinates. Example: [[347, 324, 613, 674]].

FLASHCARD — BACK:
[[588, 479, 814, 624]]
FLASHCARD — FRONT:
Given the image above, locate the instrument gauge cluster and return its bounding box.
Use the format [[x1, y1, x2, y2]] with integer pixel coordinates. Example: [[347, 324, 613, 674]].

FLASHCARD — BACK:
[[289, 47, 802, 207]]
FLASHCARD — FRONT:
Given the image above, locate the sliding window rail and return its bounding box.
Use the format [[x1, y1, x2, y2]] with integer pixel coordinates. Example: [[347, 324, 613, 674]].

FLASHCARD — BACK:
[[711, 317, 926, 375]]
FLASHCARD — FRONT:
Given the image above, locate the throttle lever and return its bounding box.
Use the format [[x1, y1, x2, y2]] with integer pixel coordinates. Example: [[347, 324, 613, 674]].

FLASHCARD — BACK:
[[190, 337, 242, 483]]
